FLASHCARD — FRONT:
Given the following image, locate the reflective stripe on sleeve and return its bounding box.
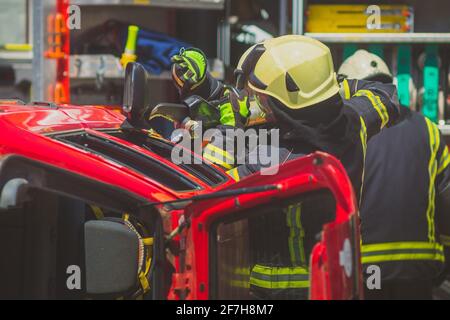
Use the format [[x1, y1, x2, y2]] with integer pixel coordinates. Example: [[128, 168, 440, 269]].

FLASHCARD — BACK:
[[354, 89, 389, 129], [359, 116, 368, 206], [425, 119, 440, 242]]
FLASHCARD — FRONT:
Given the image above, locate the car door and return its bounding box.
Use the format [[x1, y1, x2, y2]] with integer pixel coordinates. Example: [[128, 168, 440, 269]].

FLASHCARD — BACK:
[[169, 152, 363, 300], [0, 155, 167, 300]]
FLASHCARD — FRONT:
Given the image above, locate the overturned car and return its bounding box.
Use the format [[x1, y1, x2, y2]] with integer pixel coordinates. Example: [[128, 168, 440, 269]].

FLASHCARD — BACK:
[[0, 65, 363, 300]]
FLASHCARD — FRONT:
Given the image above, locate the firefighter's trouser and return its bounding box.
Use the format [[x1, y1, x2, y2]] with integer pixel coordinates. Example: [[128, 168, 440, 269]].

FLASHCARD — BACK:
[[249, 265, 309, 300], [249, 204, 310, 300]]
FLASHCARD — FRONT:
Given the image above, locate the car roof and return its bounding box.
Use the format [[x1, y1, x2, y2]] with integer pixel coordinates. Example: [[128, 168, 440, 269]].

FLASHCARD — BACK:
[[0, 102, 232, 201], [0, 103, 125, 133]]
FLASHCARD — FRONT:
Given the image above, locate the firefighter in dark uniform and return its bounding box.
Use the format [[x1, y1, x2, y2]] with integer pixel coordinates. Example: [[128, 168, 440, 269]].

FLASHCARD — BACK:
[[338, 50, 450, 299], [171, 35, 401, 299]]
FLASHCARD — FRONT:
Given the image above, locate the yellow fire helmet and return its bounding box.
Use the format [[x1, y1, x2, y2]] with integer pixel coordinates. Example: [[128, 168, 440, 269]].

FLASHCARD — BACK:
[[240, 35, 340, 110], [338, 49, 393, 83], [234, 43, 258, 90]]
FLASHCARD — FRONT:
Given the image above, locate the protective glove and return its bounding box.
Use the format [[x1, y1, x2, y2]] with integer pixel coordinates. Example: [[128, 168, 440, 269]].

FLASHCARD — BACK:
[[218, 88, 250, 128], [171, 48, 207, 97]]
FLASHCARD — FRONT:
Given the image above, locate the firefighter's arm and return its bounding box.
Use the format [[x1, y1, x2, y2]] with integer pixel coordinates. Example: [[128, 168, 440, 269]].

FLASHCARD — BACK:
[[219, 89, 250, 129], [344, 79, 401, 140], [202, 89, 251, 170]]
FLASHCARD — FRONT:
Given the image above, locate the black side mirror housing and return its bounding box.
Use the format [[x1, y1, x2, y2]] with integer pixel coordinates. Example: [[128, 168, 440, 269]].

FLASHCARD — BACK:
[[123, 62, 153, 126], [0, 178, 29, 209]]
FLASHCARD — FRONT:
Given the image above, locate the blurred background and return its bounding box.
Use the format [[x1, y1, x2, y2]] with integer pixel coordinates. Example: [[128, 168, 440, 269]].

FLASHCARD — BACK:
[[1, 0, 450, 140]]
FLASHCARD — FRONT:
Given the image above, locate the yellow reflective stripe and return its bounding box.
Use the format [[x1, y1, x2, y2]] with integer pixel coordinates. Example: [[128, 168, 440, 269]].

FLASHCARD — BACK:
[[90, 205, 104, 220], [431, 124, 440, 241], [286, 206, 294, 264], [374, 94, 389, 127], [234, 267, 250, 276], [286, 204, 306, 266], [354, 89, 389, 128], [143, 238, 154, 246], [203, 152, 234, 170], [362, 241, 444, 253], [359, 117, 368, 154], [361, 241, 445, 264], [250, 278, 309, 289], [437, 146, 450, 175], [425, 119, 439, 242], [227, 168, 240, 182], [286, 206, 296, 265], [359, 117, 368, 206], [252, 264, 309, 276], [441, 235, 450, 247], [343, 79, 351, 99], [204, 144, 235, 162], [296, 205, 306, 264], [230, 280, 250, 289], [139, 271, 150, 292], [148, 113, 177, 124], [362, 253, 445, 264], [138, 235, 154, 294]]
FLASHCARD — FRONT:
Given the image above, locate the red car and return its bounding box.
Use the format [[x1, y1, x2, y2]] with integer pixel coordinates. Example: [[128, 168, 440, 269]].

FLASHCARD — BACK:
[[0, 98, 363, 300]]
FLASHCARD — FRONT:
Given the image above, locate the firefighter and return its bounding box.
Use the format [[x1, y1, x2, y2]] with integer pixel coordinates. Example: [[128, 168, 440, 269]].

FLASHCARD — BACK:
[[338, 49, 450, 300], [171, 35, 401, 299], [212, 36, 400, 198]]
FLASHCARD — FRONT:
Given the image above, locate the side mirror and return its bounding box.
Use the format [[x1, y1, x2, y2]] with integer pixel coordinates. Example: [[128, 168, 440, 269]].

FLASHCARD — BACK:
[[123, 62, 153, 126], [84, 220, 140, 296]]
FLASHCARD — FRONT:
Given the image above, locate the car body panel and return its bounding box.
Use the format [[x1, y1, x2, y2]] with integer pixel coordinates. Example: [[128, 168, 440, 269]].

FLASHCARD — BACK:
[[0, 103, 233, 202], [170, 152, 362, 300], [0, 102, 362, 300]]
